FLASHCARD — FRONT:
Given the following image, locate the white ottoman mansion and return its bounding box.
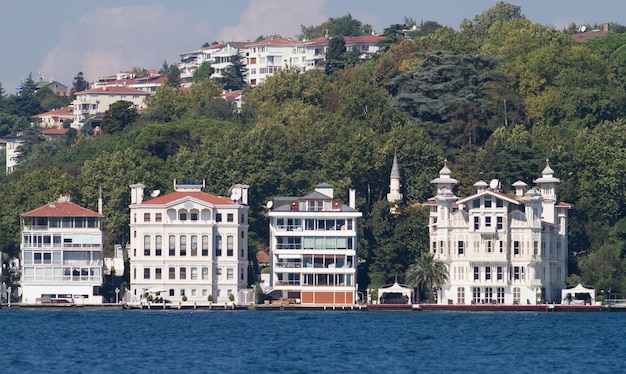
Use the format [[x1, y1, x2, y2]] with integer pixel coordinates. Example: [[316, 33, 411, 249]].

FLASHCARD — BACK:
[[128, 181, 250, 304], [423, 161, 572, 305]]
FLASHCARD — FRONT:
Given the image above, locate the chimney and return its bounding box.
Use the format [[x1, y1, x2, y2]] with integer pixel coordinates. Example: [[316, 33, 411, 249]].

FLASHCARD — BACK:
[[349, 189, 356, 209], [130, 184, 145, 205]]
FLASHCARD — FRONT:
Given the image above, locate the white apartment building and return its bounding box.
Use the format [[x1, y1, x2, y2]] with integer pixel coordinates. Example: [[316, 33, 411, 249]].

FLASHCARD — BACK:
[[424, 161, 572, 305], [245, 37, 306, 86], [20, 195, 105, 304], [128, 181, 250, 304], [266, 183, 362, 305], [70, 86, 150, 127], [178, 42, 248, 87], [4, 132, 24, 174]]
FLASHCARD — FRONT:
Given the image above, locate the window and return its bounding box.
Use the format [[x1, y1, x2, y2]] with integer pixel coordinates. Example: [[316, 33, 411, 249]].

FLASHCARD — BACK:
[[485, 266, 491, 280], [457, 287, 465, 304], [169, 235, 175, 256], [190, 235, 197, 256], [514, 266, 520, 280], [241, 230, 244, 239], [499, 241, 504, 253], [497, 216, 503, 230], [487, 241, 492, 253], [227, 213, 234, 222], [485, 216, 491, 227], [497, 266, 503, 281], [155, 213, 162, 222], [513, 241, 520, 255], [155, 235, 162, 256], [144, 213, 150, 222], [497, 287, 505, 303], [191, 267, 197, 280], [202, 267, 209, 280], [534, 241, 539, 256], [202, 235, 209, 256], [227, 268, 234, 279], [169, 267, 175, 279], [472, 199, 480, 208], [216, 213, 222, 222], [432, 241, 437, 253], [496, 198, 504, 208], [513, 287, 521, 304], [215, 268, 222, 279], [180, 236, 187, 256], [474, 217, 479, 230], [155, 268, 162, 280], [144, 235, 150, 256], [190, 211, 198, 221], [457, 241, 464, 255], [179, 211, 187, 221], [227, 236, 234, 256], [474, 266, 479, 280], [215, 236, 222, 256], [144, 268, 150, 279], [484, 198, 492, 208], [485, 287, 493, 302], [180, 267, 187, 280], [472, 287, 480, 303]]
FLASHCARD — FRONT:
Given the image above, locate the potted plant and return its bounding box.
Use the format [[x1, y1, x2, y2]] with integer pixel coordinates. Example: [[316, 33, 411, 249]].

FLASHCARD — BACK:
[[182, 295, 188, 302], [207, 294, 213, 303], [228, 293, 235, 303], [147, 294, 153, 302]]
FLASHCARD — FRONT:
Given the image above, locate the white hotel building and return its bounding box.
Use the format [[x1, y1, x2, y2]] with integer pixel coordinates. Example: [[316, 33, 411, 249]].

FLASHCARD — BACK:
[[266, 184, 362, 305], [424, 161, 572, 305], [128, 181, 250, 304], [20, 195, 105, 304]]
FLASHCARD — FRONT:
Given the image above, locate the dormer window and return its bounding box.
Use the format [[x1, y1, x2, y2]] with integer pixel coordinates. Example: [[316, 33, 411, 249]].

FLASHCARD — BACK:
[[484, 197, 492, 208], [179, 211, 187, 221], [472, 199, 480, 208]]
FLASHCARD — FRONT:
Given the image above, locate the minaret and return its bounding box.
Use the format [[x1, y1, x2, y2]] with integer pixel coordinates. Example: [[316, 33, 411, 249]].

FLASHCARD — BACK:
[[387, 152, 403, 203]]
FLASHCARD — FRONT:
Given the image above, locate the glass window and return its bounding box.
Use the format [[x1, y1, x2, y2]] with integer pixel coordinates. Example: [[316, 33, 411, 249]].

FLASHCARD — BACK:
[[155, 268, 162, 280], [484, 198, 492, 208], [191, 235, 197, 256], [227, 268, 234, 279], [457, 241, 464, 255], [190, 211, 198, 221], [169, 267, 175, 279], [215, 213, 222, 222], [202, 267, 209, 280], [227, 213, 234, 222], [474, 266, 479, 280], [191, 267, 197, 280], [215, 236, 222, 256], [155, 213, 162, 222], [227, 236, 233, 256], [144, 213, 150, 222], [144, 268, 150, 279], [485, 266, 491, 280], [169, 235, 175, 256], [155, 235, 162, 256], [202, 235, 209, 256], [179, 211, 187, 221], [180, 236, 186, 256], [144, 235, 150, 256], [180, 267, 186, 280]]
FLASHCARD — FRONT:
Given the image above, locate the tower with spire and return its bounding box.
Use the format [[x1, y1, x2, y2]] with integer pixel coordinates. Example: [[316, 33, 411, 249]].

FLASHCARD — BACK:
[[387, 152, 403, 204]]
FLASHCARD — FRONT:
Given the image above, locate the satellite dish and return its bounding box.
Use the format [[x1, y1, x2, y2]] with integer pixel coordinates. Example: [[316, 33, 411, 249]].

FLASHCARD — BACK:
[[150, 190, 161, 197], [489, 179, 499, 190], [266, 201, 274, 209], [230, 186, 241, 202], [580, 25, 587, 32]]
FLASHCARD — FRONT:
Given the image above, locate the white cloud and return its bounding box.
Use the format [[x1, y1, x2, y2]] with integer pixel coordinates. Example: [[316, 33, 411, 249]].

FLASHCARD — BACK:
[[41, 4, 210, 85], [216, 0, 328, 42]]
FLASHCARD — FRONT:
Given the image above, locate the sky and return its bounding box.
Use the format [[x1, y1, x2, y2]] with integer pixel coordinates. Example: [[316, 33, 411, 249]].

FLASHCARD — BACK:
[[1, 0, 625, 93]]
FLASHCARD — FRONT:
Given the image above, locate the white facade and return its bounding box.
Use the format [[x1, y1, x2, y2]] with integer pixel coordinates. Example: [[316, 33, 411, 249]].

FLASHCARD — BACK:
[[266, 184, 362, 305], [178, 42, 248, 87], [20, 195, 105, 304], [4, 133, 24, 174], [425, 161, 572, 305], [128, 181, 250, 304], [70, 86, 150, 127]]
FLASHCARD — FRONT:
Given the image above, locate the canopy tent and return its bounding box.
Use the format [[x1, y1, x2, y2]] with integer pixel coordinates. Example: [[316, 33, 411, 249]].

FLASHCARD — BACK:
[[378, 282, 412, 304], [561, 284, 595, 305], [145, 286, 167, 294]]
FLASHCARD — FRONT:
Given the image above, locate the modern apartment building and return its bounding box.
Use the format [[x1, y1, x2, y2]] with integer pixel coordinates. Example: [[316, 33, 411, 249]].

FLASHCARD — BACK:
[[266, 184, 362, 305], [20, 195, 105, 304]]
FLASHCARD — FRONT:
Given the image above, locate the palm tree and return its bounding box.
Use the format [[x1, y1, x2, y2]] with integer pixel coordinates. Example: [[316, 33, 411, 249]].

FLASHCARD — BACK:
[[405, 252, 449, 303]]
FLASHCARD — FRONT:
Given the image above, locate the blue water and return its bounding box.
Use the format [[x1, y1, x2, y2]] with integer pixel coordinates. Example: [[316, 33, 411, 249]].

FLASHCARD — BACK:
[[1, 309, 623, 373]]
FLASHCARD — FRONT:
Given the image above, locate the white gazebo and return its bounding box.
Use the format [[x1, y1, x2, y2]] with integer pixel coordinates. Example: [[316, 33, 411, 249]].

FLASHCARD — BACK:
[[561, 284, 595, 305], [377, 282, 412, 304]]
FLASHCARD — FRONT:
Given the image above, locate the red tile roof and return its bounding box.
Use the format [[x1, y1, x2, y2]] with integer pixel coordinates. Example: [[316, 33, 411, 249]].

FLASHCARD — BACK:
[[78, 86, 150, 95], [246, 37, 301, 47], [21, 201, 102, 217], [220, 90, 242, 100], [30, 106, 73, 119], [142, 191, 236, 206], [344, 35, 383, 44], [42, 128, 70, 136]]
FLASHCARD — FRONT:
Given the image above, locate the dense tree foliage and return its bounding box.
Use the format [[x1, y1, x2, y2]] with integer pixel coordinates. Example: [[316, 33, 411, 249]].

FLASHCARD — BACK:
[[2, 2, 626, 295]]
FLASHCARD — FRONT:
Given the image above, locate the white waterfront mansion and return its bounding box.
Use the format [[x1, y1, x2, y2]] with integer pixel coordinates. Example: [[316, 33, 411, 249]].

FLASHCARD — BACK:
[[266, 184, 362, 305], [20, 195, 105, 304], [424, 161, 572, 305], [128, 181, 250, 304]]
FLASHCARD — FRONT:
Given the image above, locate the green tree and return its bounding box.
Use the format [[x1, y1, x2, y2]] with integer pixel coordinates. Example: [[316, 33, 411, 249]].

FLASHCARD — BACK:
[[218, 54, 247, 91], [72, 71, 90, 95], [405, 252, 449, 302], [193, 61, 214, 83], [460, 1, 523, 50], [161, 60, 181, 88], [100, 101, 139, 134], [325, 37, 347, 75], [299, 13, 371, 40]]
